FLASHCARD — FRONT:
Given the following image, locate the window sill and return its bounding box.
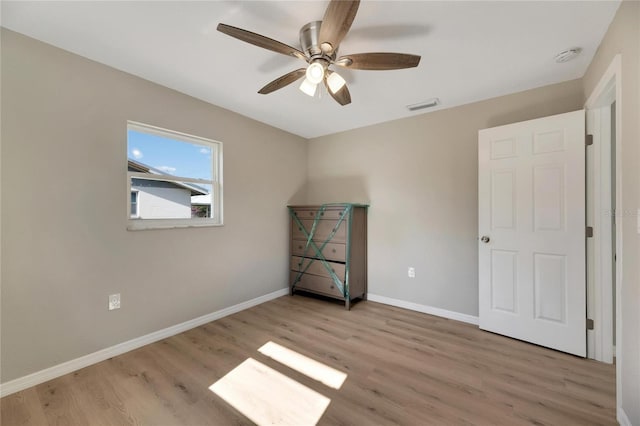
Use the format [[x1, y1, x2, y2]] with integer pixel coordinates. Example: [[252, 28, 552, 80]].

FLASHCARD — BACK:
[[127, 219, 223, 231]]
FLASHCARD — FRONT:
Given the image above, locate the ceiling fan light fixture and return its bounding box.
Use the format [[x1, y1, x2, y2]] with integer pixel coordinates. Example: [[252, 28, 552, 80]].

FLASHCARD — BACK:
[[327, 71, 346, 94], [305, 62, 325, 85], [217, 0, 422, 106], [299, 78, 317, 97]]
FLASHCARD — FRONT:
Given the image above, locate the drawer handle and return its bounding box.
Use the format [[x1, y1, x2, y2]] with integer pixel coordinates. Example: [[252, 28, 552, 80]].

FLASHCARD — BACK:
[[309, 212, 313, 216], [332, 249, 336, 253], [298, 227, 302, 231], [330, 285, 334, 289], [320, 212, 324, 216], [298, 245, 303, 249]]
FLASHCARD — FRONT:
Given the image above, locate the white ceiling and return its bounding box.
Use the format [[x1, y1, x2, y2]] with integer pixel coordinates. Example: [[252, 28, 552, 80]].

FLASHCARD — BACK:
[[1, 1, 620, 139]]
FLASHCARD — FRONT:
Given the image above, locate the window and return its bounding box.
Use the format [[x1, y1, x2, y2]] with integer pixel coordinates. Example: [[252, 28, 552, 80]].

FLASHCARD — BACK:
[[127, 121, 223, 230], [130, 190, 139, 218]]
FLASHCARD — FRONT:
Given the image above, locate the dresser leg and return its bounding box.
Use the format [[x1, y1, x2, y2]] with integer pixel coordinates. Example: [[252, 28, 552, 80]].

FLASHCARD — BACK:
[[345, 298, 351, 310]]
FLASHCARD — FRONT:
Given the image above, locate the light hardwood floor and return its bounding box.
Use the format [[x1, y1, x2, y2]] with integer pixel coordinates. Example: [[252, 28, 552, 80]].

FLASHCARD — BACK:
[[1, 295, 616, 425]]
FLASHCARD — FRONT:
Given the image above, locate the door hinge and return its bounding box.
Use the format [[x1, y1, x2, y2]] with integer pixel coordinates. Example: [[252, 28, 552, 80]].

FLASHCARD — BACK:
[[586, 318, 594, 330], [586, 226, 594, 238], [586, 134, 594, 146]]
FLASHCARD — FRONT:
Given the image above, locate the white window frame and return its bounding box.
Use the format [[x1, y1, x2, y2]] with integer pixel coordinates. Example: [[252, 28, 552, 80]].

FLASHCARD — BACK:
[[127, 121, 223, 230]]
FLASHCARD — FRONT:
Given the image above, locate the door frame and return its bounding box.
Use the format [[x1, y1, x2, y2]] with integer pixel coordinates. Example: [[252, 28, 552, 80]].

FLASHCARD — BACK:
[[584, 53, 622, 408], [586, 87, 615, 364]]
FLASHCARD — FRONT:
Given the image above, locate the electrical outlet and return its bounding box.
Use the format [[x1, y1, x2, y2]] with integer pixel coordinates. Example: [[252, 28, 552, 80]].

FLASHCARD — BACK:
[[109, 293, 121, 310], [408, 267, 416, 278]]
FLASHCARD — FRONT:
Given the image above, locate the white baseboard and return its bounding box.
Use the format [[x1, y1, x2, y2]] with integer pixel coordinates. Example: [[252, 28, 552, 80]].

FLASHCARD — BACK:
[[618, 406, 631, 426], [367, 293, 479, 325], [0, 288, 289, 398]]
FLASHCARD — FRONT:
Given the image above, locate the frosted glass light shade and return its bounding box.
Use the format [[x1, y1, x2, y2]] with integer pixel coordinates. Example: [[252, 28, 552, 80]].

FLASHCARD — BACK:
[[326, 72, 346, 94], [299, 78, 317, 97], [305, 63, 325, 85]]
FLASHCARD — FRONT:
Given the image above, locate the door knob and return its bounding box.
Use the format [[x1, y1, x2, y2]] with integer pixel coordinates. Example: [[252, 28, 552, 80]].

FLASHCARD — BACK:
[[480, 236, 490, 243]]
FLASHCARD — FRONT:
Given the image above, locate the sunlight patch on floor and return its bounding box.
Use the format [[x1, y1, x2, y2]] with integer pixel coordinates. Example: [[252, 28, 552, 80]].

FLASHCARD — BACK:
[[209, 358, 330, 426], [258, 341, 347, 389]]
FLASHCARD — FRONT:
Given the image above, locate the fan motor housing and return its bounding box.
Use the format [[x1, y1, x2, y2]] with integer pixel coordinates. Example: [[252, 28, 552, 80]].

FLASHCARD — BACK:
[[300, 21, 336, 61], [300, 21, 321, 56]]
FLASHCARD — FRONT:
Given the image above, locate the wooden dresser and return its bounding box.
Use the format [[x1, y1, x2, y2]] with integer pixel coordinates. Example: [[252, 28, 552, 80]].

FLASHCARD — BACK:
[[288, 203, 368, 310]]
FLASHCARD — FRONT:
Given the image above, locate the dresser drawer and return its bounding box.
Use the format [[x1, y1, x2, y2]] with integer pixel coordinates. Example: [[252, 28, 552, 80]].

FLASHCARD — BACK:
[[292, 219, 346, 243], [291, 256, 346, 280], [290, 272, 344, 298], [291, 207, 347, 220], [291, 241, 346, 262]]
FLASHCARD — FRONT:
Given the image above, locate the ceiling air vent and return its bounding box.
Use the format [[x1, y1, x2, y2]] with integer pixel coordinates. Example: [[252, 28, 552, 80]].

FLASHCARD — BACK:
[[406, 98, 440, 111], [554, 48, 582, 63]]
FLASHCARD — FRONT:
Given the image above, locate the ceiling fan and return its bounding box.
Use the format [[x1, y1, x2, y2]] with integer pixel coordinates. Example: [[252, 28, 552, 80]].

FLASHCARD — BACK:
[[217, 0, 421, 106]]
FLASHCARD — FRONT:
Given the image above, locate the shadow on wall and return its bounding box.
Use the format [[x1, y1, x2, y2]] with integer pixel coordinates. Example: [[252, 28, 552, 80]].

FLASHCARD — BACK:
[[288, 176, 369, 205], [486, 97, 583, 129], [288, 183, 309, 205]]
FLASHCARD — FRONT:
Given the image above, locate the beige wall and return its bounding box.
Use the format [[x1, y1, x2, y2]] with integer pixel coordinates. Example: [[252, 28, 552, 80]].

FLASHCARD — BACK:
[[0, 29, 307, 382], [583, 1, 640, 423], [307, 80, 584, 316]]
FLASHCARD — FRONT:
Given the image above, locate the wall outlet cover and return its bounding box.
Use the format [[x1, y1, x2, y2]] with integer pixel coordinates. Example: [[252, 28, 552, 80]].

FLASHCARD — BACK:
[[408, 267, 416, 278]]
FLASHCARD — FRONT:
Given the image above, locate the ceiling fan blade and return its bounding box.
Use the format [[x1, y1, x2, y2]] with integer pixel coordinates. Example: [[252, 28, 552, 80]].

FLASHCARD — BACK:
[[335, 52, 421, 70], [258, 68, 307, 94], [217, 23, 307, 60], [325, 79, 351, 106], [318, 0, 360, 54]]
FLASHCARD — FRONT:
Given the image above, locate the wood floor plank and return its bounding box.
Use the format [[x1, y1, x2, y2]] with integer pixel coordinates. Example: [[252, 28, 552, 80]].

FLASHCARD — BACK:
[[64, 366, 135, 426], [1, 295, 616, 425], [35, 375, 91, 426], [0, 387, 48, 426]]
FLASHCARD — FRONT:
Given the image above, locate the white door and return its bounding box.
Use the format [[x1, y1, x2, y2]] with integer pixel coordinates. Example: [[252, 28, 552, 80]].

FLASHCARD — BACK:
[[478, 110, 586, 357]]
